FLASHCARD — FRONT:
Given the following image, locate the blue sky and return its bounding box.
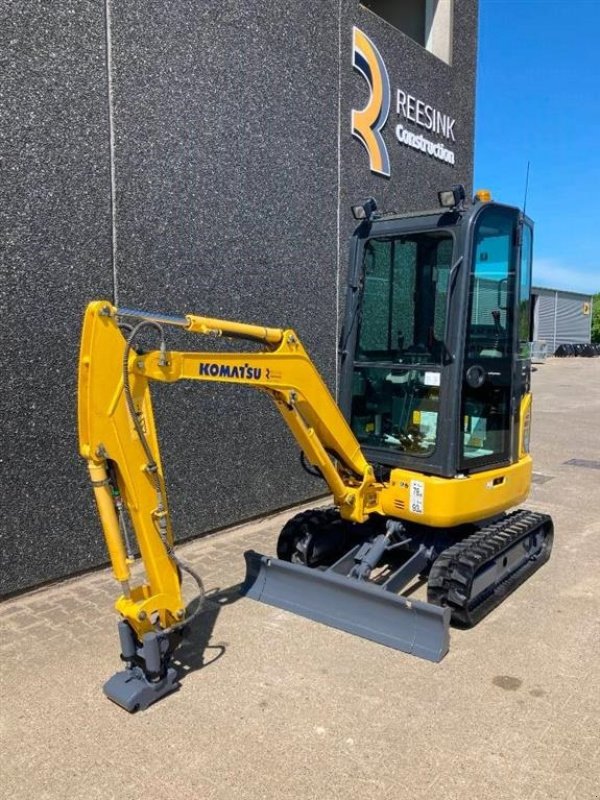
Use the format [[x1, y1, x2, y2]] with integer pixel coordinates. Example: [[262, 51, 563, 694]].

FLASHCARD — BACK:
[[474, 0, 599, 294]]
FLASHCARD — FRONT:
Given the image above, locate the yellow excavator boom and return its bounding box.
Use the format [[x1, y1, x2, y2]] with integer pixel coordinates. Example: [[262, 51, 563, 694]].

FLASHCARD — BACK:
[[78, 300, 381, 641]]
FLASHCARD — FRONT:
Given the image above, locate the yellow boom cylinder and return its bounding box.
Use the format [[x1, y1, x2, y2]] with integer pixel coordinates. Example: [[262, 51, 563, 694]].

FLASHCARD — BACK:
[[87, 462, 130, 584], [184, 313, 284, 344]]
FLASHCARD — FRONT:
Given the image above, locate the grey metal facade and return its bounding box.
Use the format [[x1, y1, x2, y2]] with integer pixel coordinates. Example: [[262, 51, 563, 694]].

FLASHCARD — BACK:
[[532, 287, 593, 352], [1, 1, 478, 595]]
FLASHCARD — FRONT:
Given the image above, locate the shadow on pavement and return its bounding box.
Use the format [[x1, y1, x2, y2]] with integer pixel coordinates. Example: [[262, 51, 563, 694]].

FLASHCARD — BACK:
[[171, 583, 244, 680]]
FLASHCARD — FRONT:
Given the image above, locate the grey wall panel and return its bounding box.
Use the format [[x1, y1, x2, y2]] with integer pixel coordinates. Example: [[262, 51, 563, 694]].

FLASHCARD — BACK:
[[471, 278, 500, 325], [555, 295, 591, 345], [533, 289, 592, 349], [0, 2, 114, 594], [535, 293, 556, 345], [109, 1, 341, 542]]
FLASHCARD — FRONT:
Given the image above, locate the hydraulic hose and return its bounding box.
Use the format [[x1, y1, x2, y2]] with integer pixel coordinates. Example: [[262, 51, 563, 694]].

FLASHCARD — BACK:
[[122, 320, 164, 473], [121, 320, 205, 635], [300, 450, 324, 479]]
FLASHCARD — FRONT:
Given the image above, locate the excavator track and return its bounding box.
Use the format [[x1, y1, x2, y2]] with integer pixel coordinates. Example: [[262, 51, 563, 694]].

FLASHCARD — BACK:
[[276, 506, 377, 567], [427, 510, 554, 627], [277, 507, 342, 565]]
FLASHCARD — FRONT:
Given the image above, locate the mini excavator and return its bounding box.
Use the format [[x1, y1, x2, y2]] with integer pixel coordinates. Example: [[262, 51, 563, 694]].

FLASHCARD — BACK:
[[78, 187, 553, 711]]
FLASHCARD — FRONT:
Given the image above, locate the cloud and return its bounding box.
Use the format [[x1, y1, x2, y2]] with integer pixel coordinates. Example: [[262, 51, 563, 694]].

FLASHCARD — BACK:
[[532, 258, 598, 295]]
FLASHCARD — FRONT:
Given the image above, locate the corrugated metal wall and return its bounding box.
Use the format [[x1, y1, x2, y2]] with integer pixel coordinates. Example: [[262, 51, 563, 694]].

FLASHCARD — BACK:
[[532, 288, 592, 351], [472, 277, 502, 325], [535, 293, 556, 345]]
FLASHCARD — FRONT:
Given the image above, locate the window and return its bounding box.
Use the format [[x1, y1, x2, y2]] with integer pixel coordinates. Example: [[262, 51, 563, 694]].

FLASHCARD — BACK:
[[467, 211, 515, 358], [351, 366, 441, 456], [357, 231, 453, 365], [361, 0, 453, 64], [350, 230, 454, 456], [461, 208, 517, 466], [519, 224, 533, 354]]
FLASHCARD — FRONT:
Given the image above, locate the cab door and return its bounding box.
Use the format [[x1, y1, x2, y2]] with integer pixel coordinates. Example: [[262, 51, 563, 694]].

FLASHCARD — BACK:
[[460, 205, 521, 471]]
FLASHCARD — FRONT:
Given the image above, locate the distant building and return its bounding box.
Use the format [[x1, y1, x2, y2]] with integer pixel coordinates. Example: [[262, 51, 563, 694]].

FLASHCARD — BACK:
[[531, 287, 593, 353]]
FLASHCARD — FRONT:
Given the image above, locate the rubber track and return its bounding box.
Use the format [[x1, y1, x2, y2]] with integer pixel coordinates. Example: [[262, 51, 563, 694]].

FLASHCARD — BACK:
[[427, 509, 554, 627], [277, 507, 381, 566], [277, 507, 341, 564]]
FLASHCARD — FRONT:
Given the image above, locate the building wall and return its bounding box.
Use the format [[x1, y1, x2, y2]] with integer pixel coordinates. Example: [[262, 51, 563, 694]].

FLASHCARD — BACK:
[[1, 3, 114, 594], [1, 0, 477, 595], [532, 288, 593, 352]]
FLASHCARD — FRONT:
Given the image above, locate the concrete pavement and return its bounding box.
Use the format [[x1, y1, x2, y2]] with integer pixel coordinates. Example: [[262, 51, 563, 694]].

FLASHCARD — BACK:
[[1, 358, 599, 799]]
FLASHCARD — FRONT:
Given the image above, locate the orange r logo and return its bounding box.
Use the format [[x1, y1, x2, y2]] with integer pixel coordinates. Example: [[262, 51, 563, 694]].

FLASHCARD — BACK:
[[351, 27, 391, 177]]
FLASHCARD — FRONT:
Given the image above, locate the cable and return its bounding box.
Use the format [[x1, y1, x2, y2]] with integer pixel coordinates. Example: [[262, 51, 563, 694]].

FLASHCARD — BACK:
[[122, 320, 164, 472], [121, 321, 205, 635], [162, 560, 205, 635], [300, 450, 324, 479]]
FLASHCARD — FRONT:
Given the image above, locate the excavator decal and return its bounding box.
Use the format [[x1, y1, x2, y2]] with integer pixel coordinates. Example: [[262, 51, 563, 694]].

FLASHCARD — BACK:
[[199, 362, 262, 380]]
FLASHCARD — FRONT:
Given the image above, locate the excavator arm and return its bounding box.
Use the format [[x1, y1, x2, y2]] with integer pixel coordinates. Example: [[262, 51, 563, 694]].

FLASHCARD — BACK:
[[78, 300, 381, 709]]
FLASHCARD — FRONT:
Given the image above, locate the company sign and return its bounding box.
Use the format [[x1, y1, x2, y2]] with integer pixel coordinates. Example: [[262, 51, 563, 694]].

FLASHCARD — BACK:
[[351, 27, 456, 176]]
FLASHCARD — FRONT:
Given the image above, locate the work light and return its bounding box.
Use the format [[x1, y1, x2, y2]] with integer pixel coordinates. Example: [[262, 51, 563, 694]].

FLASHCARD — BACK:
[[438, 185, 466, 209], [351, 197, 378, 220]]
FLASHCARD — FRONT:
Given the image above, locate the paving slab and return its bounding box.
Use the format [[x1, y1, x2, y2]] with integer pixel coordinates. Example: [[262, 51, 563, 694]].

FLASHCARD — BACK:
[[1, 358, 599, 800]]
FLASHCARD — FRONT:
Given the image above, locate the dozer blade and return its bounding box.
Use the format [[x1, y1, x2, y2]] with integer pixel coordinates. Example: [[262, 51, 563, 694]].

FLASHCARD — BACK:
[[242, 551, 450, 662]]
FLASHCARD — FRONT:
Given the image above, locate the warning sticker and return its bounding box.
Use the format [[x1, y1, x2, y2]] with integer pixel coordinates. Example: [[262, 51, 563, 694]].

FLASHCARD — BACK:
[[409, 480, 425, 514], [424, 371, 441, 387]]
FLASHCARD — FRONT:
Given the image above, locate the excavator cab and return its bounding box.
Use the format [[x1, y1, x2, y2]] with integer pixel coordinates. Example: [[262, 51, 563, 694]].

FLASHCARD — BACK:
[[339, 193, 533, 480]]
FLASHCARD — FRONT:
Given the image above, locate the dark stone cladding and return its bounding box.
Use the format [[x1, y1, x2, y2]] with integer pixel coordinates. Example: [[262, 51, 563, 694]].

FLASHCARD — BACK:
[[108, 1, 341, 571], [0, 2, 113, 594], [1, 0, 477, 595]]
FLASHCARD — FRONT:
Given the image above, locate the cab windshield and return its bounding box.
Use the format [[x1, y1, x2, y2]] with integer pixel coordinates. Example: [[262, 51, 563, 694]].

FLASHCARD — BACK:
[[350, 230, 454, 456], [356, 231, 453, 365]]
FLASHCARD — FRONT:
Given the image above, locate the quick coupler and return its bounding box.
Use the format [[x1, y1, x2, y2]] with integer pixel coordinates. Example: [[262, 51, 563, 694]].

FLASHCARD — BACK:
[[103, 621, 180, 712]]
